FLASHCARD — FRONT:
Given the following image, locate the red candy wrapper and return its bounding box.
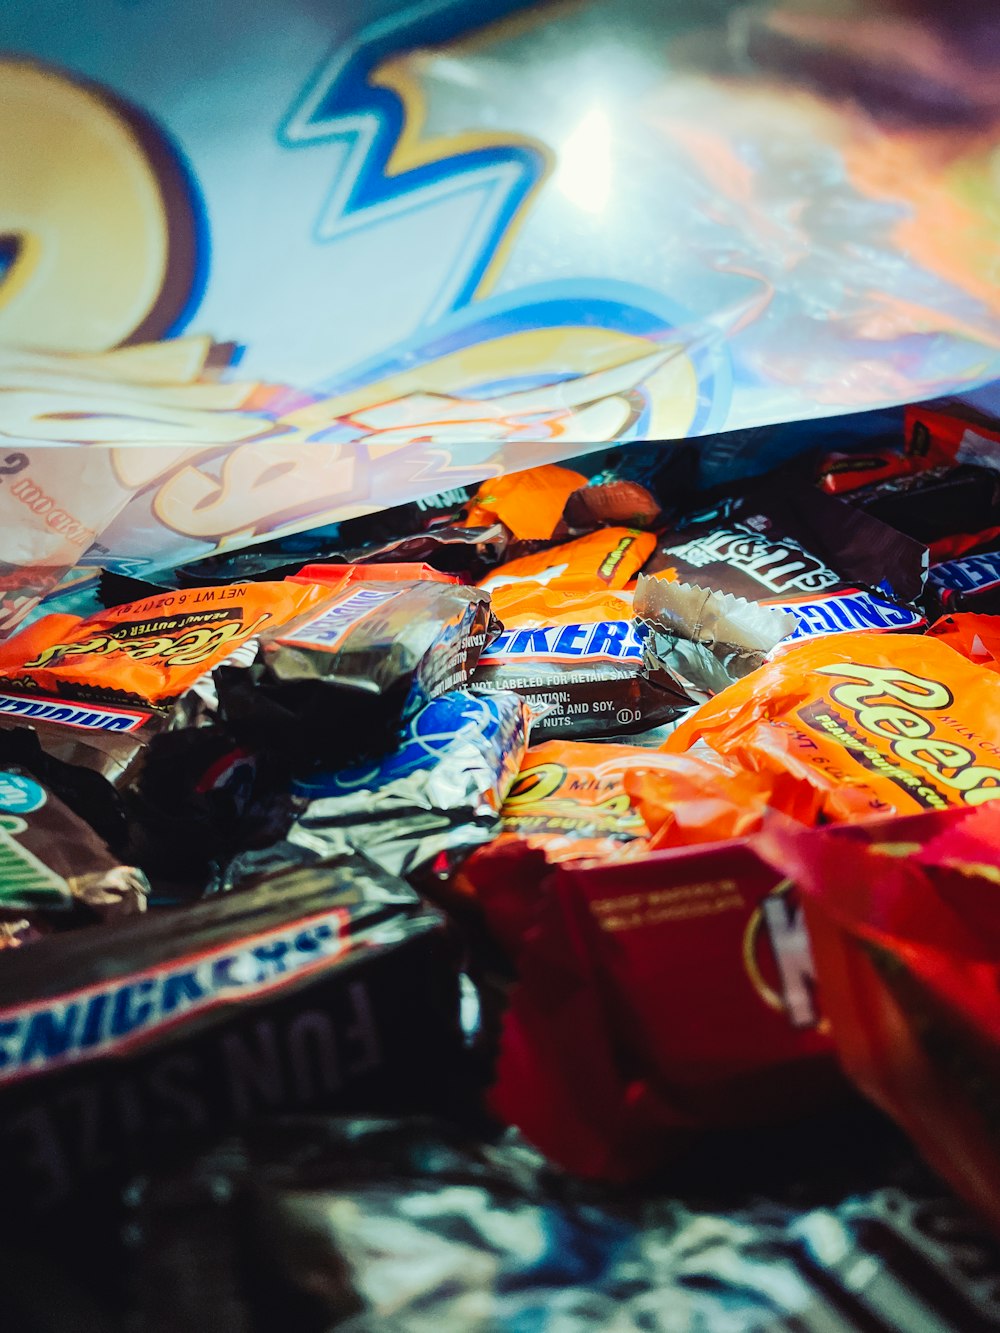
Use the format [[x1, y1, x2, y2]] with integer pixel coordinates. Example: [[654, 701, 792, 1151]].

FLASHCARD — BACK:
[[906, 404, 1000, 477], [490, 829, 836, 1180], [761, 806, 1000, 1233], [818, 403, 1000, 497]]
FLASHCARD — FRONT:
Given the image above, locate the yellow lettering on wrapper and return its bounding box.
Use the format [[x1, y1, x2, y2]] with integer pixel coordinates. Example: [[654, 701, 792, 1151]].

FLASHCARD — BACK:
[[817, 661, 1000, 807]]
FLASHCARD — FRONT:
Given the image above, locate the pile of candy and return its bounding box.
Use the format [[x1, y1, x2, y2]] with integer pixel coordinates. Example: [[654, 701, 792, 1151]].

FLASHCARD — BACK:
[[5, 399, 1000, 1328]]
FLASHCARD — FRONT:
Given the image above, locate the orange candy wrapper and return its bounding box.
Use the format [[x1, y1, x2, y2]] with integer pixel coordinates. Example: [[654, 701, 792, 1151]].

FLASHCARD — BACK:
[[759, 805, 1000, 1233], [624, 750, 818, 851], [459, 739, 812, 958], [478, 527, 655, 594], [0, 580, 329, 709], [290, 562, 458, 588], [481, 740, 685, 862], [464, 464, 588, 540], [457, 740, 681, 955], [487, 583, 632, 628], [665, 632, 1000, 821]]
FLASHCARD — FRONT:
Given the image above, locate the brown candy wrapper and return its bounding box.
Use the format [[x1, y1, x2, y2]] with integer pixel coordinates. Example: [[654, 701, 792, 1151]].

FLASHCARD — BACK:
[[646, 482, 928, 641], [0, 763, 147, 927]]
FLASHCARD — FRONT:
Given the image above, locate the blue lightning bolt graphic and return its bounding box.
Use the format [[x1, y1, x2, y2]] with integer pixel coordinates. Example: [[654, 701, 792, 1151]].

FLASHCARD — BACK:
[[280, 0, 546, 326]]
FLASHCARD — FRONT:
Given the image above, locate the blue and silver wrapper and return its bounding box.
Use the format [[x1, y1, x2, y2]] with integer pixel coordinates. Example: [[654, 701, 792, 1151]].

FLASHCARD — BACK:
[[287, 688, 529, 881]]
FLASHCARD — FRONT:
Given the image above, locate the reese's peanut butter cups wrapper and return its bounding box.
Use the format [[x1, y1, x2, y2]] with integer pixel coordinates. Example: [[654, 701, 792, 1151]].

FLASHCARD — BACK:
[[0, 580, 328, 709], [665, 632, 1000, 821], [0, 581, 329, 791]]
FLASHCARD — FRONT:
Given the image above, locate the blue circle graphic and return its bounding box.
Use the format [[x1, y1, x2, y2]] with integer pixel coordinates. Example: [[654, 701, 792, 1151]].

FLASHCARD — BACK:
[[0, 771, 46, 815]]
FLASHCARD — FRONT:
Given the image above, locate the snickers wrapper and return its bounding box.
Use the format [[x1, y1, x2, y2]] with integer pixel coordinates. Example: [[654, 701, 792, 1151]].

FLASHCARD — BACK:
[[646, 482, 927, 642], [470, 617, 726, 742], [0, 850, 463, 1217], [928, 547, 1000, 616]]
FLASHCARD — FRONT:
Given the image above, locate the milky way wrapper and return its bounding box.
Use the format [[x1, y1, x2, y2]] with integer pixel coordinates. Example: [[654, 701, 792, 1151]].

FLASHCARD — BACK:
[[490, 830, 837, 1181], [758, 806, 1000, 1234], [0, 849, 463, 1218], [217, 569, 496, 769]]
